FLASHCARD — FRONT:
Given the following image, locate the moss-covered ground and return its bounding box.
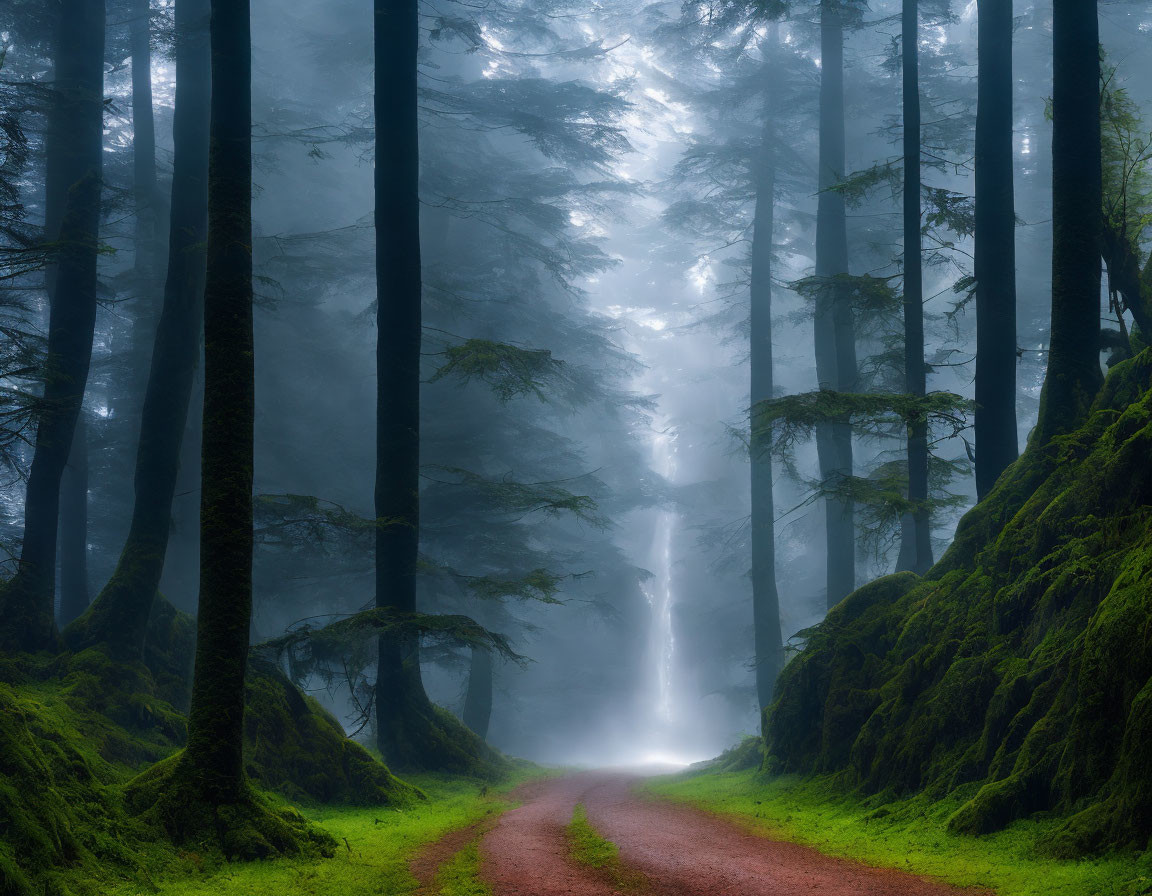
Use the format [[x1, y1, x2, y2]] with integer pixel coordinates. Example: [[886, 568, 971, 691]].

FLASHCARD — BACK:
[[647, 769, 1152, 896], [429, 838, 492, 896], [70, 773, 534, 896], [764, 350, 1152, 854], [565, 803, 646, 892]]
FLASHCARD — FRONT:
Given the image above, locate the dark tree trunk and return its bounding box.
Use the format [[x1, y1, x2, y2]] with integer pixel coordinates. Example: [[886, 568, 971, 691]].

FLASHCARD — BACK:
[[0, 0, 105, 653], [814, 0, 856, 611], [750, 70, 784, 711], [374, 0, 434, 768], [128, 0, 164, 400], [57, 415, 90, 626], [973, 0, 1019, 499], [897, 0, 933, 575], [1035, 0, 1102, 443], [182, 0, 253, 802], [462, 647, 493, 741], [65, 0, 211, 657]]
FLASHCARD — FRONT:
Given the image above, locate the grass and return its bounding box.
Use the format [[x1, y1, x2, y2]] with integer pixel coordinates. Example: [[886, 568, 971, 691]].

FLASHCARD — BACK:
[[645, 769, 1152, 896], [86, 772, 537, 896], [430, 840, 492, 896], [566, 803, 646, 892]]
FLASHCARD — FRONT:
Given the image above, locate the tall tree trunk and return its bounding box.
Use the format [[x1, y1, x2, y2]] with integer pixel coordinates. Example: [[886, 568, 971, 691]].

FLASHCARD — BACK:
[[128, 0, 164, 402], [814, 0, 856, 611], [973, 0, 1019, 499], [182, 0, 253, 802], [0, 0, 105, 653], [58, 415, 90, 626], [65, 0, 211, 657], [1034, 0, 1102, 443], [374, 0, 433, 768], [462, 646, 493, 741], [897, 0, 933, 575], [750, 69, 784, 711]]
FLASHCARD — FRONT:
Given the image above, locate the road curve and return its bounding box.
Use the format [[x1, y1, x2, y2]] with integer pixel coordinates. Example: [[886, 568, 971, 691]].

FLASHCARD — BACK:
[[416, 770, 988, 896]]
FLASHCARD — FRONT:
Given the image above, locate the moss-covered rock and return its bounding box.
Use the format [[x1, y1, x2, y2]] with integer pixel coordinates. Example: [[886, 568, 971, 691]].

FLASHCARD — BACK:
[[244, 662, 422, 806], [764, 350, 1152, 854]]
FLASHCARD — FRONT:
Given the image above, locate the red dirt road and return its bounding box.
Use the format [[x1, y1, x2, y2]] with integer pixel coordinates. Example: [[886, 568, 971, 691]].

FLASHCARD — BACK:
[[452, 771, 988, 896]]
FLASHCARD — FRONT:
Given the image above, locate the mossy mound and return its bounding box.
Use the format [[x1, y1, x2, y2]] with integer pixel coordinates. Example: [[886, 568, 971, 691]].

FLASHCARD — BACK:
[[380, 694, 510, 780], [244, 662, 423, 806], [0, 682, 148, 896], [765, 350, 1152, 855], [124, 753, 336, 861]]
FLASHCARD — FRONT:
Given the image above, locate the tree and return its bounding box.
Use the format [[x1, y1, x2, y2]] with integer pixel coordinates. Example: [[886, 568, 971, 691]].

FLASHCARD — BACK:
[[182, 0, 255, 801], [814, 0, 858, 609], [0, 0, 105, 652], [749, 48, 785, 710], [65, 0, 211, 657], [973, 0, 1018, 498], [1034, 0, 1102, 443], [374, 0, 443, 770], [896, 0, 932, 573]]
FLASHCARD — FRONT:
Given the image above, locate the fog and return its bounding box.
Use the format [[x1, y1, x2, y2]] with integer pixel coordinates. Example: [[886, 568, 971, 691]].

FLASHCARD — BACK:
[[4, 0, 1152, 772]]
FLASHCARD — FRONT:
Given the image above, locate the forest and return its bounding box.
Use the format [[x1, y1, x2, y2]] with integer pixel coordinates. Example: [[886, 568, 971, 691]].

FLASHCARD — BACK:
[[1, 0, 1152, 893]]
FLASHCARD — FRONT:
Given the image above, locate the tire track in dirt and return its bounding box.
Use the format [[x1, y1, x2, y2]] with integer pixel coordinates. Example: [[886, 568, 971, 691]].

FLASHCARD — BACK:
[[416, 771, 990, 896]]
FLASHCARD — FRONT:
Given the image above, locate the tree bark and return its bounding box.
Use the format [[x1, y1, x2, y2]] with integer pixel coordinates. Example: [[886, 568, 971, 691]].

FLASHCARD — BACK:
[[182, 0, 253, 801], [1034, 0, 1102, 443], [750, 59, 784, 711], [0, 0, 105, 653], [462, 646, 493, 741], [814, 0, 856, 610], [374, 0, 434, 767], [897, 0, 933, 575], [128, 0, 164, 402], [65, 0, 211, 658], [973, 0, 1019, 498], [57, 415, 90, 626]]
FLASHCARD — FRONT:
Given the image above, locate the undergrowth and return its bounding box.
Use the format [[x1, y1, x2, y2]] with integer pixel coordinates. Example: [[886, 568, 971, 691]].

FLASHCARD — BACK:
[[647, 769, 1152, 896]]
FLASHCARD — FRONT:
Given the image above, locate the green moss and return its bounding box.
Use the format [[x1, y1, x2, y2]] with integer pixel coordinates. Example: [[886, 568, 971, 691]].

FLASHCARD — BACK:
[[764, 349, 1152, 853], [566, 803, 645, 892], [124, 753, 337, 861], [244, 662, 423, 807], [0, 681, 150, 896], [91, 772, 538, 896], [646, 769, 1152, 896]]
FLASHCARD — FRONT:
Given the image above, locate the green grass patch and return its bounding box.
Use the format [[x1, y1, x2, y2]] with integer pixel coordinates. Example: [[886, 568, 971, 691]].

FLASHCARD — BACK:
[[430, 840, 492, 896], [645, 769, 1152, 896], [566, 803, 646, 892], [83, 771, 537, 896]]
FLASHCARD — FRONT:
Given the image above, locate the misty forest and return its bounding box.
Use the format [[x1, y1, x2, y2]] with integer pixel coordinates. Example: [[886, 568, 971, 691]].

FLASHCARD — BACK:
[[3, 0, 1152, 893]]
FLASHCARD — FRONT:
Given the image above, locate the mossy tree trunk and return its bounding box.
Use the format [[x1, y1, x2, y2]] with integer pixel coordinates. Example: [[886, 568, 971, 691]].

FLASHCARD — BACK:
[[57, 415, 90, 626], [65, 0, 211, 658], [374, 0, 436, 768], [1034, 0, 1102, 443], [896, 0, 933, 575], [814, 0, 857, 610], [0, 0, 105, 653], [973, 0, 1019, 499], [182, 0, 254, 801], [462, 646, 493, 740], [750, 51, 784, 712]]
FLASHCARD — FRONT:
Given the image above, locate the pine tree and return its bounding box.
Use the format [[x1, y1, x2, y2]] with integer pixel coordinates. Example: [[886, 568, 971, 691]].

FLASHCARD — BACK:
[[0, 0, 105, 651], [973, 0, 1019, 498], [1035, 0, 1102, 442]]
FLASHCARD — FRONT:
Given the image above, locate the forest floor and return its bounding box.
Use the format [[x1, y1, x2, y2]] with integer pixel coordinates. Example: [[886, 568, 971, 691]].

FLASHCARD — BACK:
[[414, 770, 984, 896], [646, 769, 1152, 896]]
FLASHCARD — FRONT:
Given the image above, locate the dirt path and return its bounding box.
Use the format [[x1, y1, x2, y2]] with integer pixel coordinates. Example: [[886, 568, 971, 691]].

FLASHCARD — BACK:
[[419, 771, 988, 896]]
